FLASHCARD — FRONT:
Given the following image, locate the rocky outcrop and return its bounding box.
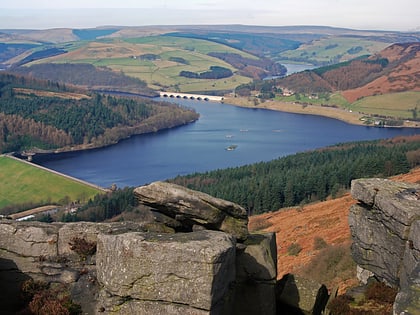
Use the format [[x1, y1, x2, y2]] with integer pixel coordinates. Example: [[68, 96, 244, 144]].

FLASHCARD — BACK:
[[0, 181, 333, 314], [0, 219, 278, 314], [134, 181, 249, 241], [349, 178, 420, 314], [0, 221, 153, 314], [0, 181, 280, 315]]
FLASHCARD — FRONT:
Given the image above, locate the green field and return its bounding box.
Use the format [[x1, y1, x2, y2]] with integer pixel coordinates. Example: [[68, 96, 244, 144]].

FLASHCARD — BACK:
[[123, 36, 257, 58], [349, 92, 420, 119], [278, 36, 389, 65], [30, 36, 254, 92], [275, 92, 351, 107], [274, 91, 420, 120], [0, 156, 102, 213]]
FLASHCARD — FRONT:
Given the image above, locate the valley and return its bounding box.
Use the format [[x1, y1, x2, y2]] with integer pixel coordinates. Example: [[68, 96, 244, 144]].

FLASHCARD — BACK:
[[0, 21, 420, 314]]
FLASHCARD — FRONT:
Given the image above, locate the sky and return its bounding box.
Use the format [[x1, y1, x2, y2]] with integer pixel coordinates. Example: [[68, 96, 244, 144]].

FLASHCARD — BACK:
[[1, 0, 419, 31]]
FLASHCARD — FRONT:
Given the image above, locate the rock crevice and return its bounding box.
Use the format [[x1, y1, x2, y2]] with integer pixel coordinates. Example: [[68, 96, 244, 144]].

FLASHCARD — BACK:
[[350, 178, 420, 314]]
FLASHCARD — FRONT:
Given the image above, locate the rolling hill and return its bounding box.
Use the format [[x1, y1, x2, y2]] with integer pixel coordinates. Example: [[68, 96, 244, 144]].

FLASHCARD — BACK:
[[2, 25, 419, 94], [9, 36, 256, 93], [342, 42, 420, 102], [273, 42, 420, 121], [277, 42, 420, 99]]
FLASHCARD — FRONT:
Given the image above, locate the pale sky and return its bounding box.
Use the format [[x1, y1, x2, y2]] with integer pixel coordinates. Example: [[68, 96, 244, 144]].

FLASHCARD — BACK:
[[1, 0, 419, 31]]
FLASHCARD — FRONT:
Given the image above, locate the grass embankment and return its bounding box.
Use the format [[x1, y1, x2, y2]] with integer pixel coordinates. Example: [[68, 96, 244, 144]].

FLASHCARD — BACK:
[[0, 156, 102, 214]]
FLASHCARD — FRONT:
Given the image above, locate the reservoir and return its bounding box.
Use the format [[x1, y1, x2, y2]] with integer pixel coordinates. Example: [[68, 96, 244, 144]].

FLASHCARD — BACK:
[[38, 99, 420, 188]]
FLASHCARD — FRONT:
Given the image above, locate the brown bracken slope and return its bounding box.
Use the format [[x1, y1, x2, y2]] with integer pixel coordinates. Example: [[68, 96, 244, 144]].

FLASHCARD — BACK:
[[248, 167, 420, 290], [277, 42, 420, 103], [342, 43, 420, 102]]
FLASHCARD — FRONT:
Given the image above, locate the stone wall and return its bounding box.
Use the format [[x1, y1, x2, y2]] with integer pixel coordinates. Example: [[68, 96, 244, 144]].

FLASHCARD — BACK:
[[349, 178, 420, 314]]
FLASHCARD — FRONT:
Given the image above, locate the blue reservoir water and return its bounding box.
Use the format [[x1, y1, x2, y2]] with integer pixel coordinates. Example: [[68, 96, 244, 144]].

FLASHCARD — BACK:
[[38, 99, 420, 188]]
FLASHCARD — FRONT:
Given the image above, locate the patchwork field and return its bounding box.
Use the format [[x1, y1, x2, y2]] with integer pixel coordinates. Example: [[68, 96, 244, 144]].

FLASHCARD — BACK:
[[0, 156, 102, 213], [29, 36, 254, 92]]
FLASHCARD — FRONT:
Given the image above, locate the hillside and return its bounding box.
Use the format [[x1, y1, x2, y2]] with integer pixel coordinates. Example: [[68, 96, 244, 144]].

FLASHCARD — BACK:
[[239, 42, 418, 125], [7, 36, 257, 93], [0, 72, 199, 153], [277, 42, 420, 103], [342, 42, 420, 102], [2, 25, 418, 95], [11, 63, 158, 96], [248, 167, 420, 292]]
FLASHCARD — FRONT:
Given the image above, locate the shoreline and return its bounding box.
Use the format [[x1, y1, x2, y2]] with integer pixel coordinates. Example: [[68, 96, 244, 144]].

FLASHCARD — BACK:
[[17, 116, 200, 162], [223, 97, 420, 128]]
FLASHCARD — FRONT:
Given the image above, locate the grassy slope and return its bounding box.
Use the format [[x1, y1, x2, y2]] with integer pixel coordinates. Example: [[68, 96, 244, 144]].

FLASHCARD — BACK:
[[28, 36, 253, 93], [278, 36, 389, 65], [350, 91, 420, 119], [0, 156, 102, 212]]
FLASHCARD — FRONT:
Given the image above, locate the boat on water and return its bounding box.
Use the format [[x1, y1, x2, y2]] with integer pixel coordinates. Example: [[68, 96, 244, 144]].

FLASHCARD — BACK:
[[225, 144, 238, 151]]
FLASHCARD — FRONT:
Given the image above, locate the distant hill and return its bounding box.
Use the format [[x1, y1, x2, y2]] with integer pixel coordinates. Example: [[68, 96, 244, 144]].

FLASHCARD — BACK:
[[2, 25, 419, 94], [0, 28, 78, 44], [6, 35, 257, 94], [11, 63, 158, 96], [0, 27, 120, 44], [341, 42, 420, 102], [276, 42, 420, 104]]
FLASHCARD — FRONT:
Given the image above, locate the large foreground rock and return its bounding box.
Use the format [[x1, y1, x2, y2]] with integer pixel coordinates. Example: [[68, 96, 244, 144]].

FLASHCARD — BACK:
[[0, 221, 154, 314], [349, 178, 420, 314], [394, 220, 420, 315], [96, 230, 236, 314], [134, 181, 249, 241]]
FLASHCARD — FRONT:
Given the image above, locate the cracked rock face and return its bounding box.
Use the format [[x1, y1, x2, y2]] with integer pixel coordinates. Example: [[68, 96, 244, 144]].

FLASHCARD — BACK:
[[349, 178, 420, 313], [134, 181, 249, 241], [96, 230, 236, 314]]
